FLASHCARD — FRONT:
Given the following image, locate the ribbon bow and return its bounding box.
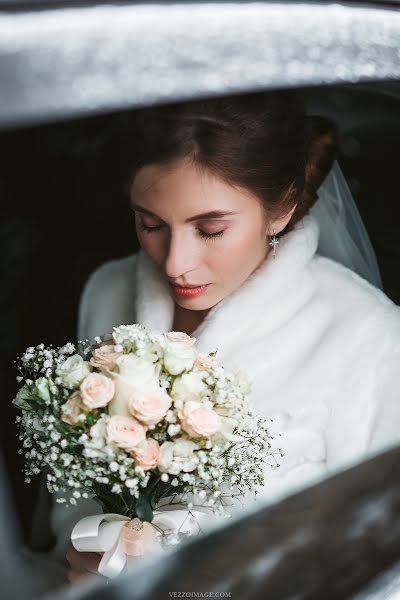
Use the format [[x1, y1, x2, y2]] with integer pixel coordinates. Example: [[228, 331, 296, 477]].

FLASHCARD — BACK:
[[71, 506, 211, 578], [71, 513, 161, 578]]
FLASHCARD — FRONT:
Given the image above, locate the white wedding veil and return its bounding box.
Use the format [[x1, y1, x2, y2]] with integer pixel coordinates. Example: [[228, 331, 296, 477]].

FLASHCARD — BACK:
[[310, 160, 383, 290]]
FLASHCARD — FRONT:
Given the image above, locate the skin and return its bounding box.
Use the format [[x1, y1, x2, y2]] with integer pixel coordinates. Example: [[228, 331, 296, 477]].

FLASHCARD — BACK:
[[131, 157, 297, 335], [66, 547, 104, 584], [66, 156, 296, 583]]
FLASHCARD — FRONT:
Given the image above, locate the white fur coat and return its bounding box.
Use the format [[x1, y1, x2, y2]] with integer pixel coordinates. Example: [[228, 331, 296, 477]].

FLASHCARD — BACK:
[[51, 212, 400, 552]]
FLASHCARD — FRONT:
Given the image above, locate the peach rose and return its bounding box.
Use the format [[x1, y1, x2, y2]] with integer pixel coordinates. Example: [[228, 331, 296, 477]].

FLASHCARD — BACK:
[[108, 355, 160, 417], [193, 353, 217, 371], [90, 344, 124, 371], [133, 438, 160, 470], [61, 391, 84, 425], [178, 400, 220, 438], [128, 388, 172, 426], [80, 373, 115, 409], [164, 331, 197, 346], [106, 415, 146, 451]]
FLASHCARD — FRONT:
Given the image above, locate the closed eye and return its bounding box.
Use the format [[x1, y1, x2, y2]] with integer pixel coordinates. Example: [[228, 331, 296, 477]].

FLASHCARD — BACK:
[[138, 222, 225, 240]]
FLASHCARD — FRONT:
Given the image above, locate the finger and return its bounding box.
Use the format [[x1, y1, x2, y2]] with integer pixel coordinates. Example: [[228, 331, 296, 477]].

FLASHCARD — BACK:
[[66, 547, 101, 573], [69, 570, 106, 587], [79, 551, 102, 574], [86, 555, 102, 574], [66, 546, 85, 568], [68, 570, 91, 586]]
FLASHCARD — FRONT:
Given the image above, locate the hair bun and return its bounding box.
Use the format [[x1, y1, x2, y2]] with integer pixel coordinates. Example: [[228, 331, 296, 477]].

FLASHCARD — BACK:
[[305, 115, 338, 198], [281, 114, 339, 233]]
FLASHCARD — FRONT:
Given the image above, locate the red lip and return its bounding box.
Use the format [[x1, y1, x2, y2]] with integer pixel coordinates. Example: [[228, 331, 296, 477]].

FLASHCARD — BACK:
[[172, 284, 205, 289], [170, 283, 209, 297]]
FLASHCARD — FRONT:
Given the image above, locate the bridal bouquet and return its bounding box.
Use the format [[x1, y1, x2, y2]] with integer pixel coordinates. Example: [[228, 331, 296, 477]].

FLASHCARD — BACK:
[[14, 324, 279, 577]]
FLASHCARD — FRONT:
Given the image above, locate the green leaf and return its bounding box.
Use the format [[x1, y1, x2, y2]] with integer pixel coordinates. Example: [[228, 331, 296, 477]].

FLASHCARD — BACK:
[[13, 386, 35, 410], [85, 413, 95, 426], [135, 490, 154, 522], [13, 397, 33, 410]]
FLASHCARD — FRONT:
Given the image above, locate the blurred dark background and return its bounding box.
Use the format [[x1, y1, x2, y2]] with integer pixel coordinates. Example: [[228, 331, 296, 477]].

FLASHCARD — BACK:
[[0, 83, 399, 546]]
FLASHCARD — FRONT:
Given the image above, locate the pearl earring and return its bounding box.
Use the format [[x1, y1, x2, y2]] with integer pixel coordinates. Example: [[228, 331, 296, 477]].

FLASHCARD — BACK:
[[269, 231, 280, 258]]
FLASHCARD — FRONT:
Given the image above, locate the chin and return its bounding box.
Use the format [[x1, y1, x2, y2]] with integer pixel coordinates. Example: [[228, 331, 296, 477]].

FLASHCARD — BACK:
[[176, 295, 217, 311]]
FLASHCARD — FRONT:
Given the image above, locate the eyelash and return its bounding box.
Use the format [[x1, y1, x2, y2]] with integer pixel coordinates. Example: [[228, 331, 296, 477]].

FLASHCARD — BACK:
[[138, 222, 225, 240]]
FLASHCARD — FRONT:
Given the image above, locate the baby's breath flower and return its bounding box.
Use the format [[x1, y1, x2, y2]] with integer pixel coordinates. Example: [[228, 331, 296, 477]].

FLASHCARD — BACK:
[[14, 327, 277, 520]]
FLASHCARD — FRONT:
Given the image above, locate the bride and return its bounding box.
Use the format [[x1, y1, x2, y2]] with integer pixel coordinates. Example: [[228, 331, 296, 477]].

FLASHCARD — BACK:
[[57, 90, 400, 583]]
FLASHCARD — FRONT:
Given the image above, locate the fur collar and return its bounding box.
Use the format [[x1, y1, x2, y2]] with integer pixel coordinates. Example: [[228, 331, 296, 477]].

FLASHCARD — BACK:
[[135, 213, 320, 359]]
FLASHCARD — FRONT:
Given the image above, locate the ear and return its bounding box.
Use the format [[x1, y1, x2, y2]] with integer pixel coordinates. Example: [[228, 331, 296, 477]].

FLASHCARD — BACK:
[[267, 203, 298, 235]]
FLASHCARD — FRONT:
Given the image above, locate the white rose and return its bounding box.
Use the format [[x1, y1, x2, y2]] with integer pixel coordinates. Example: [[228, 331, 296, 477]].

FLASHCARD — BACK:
[[171, 371, 208, 403], [163, 342, 196, 376], [158, 439, 199, 474], [214, 415, 242, 443], [56, 355, 92, 389], [107, 354, 160, 417], [34, 377, 52, 402]]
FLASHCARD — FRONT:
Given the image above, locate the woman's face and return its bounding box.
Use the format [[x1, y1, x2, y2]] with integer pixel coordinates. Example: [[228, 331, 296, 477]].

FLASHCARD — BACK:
[[130, 158, 294, 312]]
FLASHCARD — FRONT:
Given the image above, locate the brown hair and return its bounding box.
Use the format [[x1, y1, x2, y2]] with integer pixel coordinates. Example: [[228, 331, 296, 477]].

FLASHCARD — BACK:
[[122, 90, 338, 236]]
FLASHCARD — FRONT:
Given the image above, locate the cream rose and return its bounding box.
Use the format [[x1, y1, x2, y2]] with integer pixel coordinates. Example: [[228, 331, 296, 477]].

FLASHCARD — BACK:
[[171, 371, 208, 403], [128, 388, 172, 426], [158, 439, 199, 474], [133, 438, 160, 470], [178, 400, 220, 438], [61, 391, 84, 425], [106, 415, 146, 451], [164, 331, 197, 346], [108, 354, 160, 417], [80, 373, 115, 409], [90, 344, 124, 371], [56, 355, 92, 389], [163, 341, 197, 376]]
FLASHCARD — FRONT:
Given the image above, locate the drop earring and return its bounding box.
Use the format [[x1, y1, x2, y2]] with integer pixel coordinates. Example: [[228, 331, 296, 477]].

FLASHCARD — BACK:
[[269, 230, 280, 258]]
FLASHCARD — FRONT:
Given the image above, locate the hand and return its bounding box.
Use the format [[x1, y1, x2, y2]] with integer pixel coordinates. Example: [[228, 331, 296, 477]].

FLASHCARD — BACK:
[[66, 544, 103, 585]]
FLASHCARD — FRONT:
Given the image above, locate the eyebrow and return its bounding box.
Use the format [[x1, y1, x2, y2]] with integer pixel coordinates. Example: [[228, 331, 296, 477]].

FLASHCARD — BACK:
[[131, 203, 239, 223]]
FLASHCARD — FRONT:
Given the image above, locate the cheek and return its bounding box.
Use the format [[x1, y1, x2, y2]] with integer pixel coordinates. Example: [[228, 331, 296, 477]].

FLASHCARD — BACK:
[[136, 229, 163, 264], [213, 226, 265, 289]]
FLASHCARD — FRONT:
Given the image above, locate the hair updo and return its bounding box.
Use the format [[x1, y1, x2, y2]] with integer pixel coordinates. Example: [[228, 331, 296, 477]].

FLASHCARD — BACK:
[[122, 90, 338, 236]]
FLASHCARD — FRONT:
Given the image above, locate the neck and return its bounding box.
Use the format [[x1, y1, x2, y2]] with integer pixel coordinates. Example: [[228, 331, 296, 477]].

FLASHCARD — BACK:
[[172, 304, 210, 336], [171, 249, 271, 336]]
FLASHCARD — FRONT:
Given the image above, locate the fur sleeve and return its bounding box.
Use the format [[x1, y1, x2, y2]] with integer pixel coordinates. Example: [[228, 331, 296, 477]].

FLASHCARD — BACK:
[[76, 254, 138, 343], [366, 307, 400, 458]]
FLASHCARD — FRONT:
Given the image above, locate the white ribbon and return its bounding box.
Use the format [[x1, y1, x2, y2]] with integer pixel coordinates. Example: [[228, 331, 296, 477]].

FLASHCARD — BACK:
[[72, 513, 134, 578], [71, 507, 210, 578]]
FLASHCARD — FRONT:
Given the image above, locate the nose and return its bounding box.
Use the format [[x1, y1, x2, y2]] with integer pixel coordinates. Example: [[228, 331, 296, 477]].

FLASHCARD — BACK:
[[163, 230, 199, 280]]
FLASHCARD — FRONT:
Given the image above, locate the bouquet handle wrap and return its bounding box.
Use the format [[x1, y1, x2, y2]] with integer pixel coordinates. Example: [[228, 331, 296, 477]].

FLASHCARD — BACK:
[[71, 507, 211, 578], [72, 514, 132, 578]]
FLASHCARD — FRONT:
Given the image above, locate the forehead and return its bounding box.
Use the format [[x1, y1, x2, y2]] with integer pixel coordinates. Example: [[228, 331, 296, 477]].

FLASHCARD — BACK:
[[131, 160, 256, 210]]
